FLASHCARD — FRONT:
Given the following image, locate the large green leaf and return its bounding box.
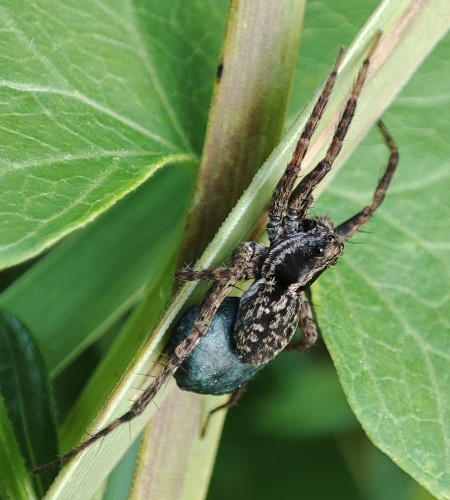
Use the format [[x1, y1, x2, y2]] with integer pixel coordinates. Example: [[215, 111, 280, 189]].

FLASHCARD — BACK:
[[317, 41, 450, 498], [0, 0, 227, 269]]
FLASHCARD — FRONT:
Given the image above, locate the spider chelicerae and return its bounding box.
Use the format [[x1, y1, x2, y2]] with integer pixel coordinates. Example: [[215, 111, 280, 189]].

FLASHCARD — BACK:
[[32, 32, 398, 475]]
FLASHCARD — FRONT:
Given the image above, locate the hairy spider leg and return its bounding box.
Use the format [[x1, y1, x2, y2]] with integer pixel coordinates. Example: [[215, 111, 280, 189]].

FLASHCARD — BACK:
[[266, 47, 345, 244], [176, 33, 381, 288], [284, 32, 382, 235], [200, 385, 247, 436], [280, 32, 382, 350], [176, 242, 265, 282], [336, 120, 398, 240], [284, 290, 319, 351]]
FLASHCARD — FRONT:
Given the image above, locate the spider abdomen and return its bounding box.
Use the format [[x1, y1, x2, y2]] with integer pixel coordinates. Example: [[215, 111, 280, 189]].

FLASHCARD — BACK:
[[234, 279, 301, 364]]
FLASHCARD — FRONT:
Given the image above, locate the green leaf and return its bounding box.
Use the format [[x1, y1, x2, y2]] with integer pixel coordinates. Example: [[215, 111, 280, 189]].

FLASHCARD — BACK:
[[0, 393, 36, 500], [317, 36, 450, 498], [0, 312, 54, 498], [0, 165, 194, 376], [0, 0, 227, 269], [0, 164, 193, 495]]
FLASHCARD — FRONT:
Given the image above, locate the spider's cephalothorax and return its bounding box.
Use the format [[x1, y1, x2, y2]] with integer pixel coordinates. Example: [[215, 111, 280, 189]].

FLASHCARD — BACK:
[[31, 33, 399, 475]]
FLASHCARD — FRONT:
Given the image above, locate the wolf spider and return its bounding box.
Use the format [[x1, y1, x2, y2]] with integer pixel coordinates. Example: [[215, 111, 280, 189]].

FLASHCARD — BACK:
[[32, 33, 398, 475]]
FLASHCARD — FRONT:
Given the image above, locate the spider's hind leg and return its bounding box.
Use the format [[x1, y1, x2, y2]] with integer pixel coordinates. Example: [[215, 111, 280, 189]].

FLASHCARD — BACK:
[[284, 290, 319, 352], [201, 386, 247, 436], [336, 120, 399, 241]]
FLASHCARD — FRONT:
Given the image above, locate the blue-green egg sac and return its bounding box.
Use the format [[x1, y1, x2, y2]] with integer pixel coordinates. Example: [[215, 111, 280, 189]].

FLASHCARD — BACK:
[[170, 297, 264, 395]]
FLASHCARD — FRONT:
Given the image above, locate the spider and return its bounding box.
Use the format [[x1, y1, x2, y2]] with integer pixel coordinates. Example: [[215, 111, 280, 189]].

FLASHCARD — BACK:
[[32, 32, 398, 475], [170, 33, 398, 410]]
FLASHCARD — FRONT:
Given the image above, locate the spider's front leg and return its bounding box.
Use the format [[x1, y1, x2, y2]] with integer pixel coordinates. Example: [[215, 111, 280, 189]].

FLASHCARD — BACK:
[[283, 32, 382, 235], [336, 120, 398, 240], [267, 46, 345, 243]]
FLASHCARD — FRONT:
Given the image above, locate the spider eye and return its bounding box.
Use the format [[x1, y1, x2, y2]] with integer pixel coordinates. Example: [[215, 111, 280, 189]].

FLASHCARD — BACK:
[[314, 245, 325, 256], [326, 234, 336, 242]]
